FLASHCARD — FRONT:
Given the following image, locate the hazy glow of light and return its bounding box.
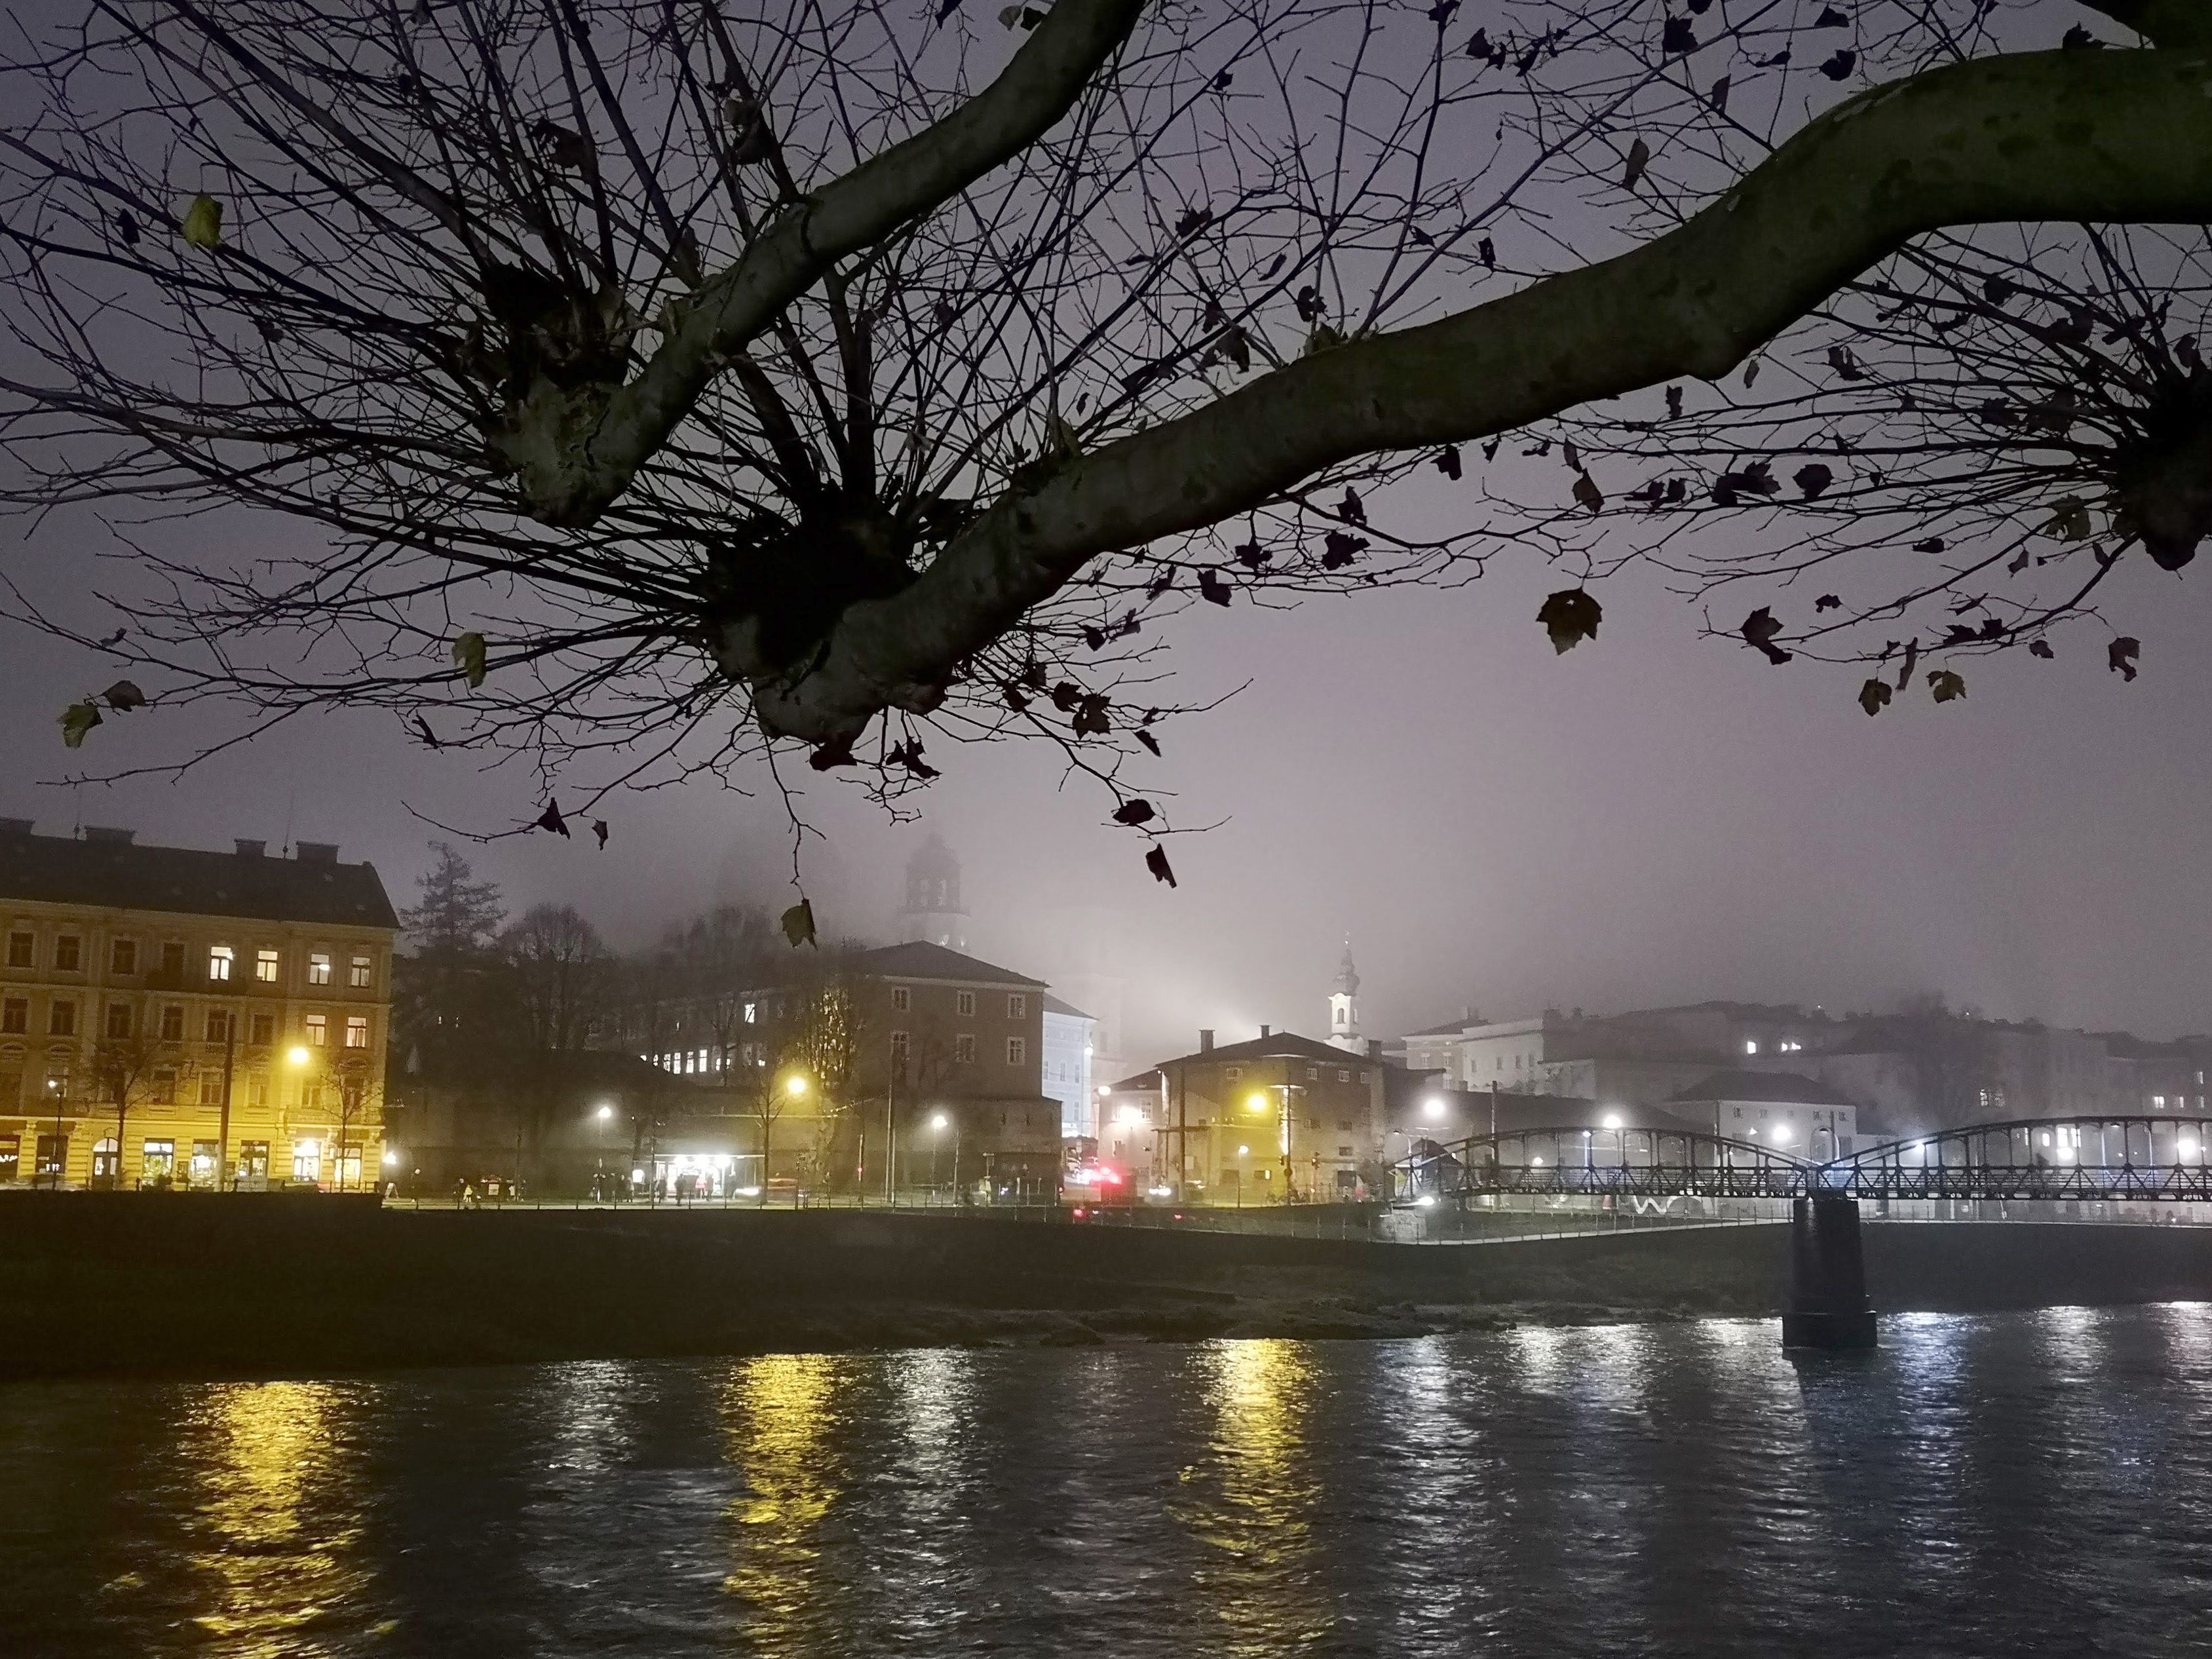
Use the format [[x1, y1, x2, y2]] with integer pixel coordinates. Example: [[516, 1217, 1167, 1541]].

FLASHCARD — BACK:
[[2181, 1137, 2201, 1158], [1530, 1155, 1546, 1167], [785, 1075, 808, 1097], [1602, 1113, 1623, 1130], [596, 1103, 613, 1120], [1248, 1092, 1269, 1113], [1236, 1145, 1250, 1157], [930, 1112, 949, 1131], [285, 1046, 310, 1067], [1422, 1097, 1445, 1120]]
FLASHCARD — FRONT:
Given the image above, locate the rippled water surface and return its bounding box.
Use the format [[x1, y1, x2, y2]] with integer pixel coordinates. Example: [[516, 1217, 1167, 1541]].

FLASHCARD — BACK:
[[5, 1308, 2212, 1656]]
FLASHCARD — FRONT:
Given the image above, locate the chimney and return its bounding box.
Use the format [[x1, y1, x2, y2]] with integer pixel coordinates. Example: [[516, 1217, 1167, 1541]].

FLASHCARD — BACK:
[[235, 839, 266, 858], [83, 826, 136, 845], [296, 841, 339, 864], [1198, 1028, 1214, 1053], [1259, 1024, 1271, 1039]]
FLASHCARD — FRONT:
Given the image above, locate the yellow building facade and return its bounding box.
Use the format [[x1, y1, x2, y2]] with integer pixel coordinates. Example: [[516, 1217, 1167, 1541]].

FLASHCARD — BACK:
[[0, 822, 398, 1190]]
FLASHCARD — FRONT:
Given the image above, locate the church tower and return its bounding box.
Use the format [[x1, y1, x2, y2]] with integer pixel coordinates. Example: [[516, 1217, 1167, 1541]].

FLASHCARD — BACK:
[[899, 833, 969, 951], [1327, 942, 1362, 1052]]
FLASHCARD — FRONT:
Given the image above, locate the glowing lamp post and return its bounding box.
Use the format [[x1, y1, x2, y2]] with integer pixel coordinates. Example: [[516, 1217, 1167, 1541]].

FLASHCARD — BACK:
[[931, 1110, 961, 1200]]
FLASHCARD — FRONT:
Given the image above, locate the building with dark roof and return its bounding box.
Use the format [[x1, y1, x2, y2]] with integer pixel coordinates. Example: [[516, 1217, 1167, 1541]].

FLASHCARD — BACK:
[[1102, 1025, 1393, 1202], [0, 820, 398, 1190]]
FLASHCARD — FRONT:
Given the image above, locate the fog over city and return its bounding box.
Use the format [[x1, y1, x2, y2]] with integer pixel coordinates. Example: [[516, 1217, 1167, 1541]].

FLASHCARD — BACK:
[[5, 494, 2204, 1065]]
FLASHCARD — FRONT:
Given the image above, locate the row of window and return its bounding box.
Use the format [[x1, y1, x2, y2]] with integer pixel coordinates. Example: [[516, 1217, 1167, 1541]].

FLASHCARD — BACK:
[[0, 1135, 355, 1184], [1221, 1063, 1364, 1084], [889, 1031, 1025, 1067], [5, 930, 374, 989], [0, 996, 369, 1047], [888, 986, 1025, 1019]]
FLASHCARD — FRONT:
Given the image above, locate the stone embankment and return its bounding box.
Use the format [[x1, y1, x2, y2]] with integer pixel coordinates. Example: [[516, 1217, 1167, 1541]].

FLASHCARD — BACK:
[[4, 1194, 2209, 1381]]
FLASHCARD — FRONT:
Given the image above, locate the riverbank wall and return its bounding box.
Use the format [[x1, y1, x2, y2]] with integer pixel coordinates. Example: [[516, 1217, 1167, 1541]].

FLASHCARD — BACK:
[[5, 1194, 2210, 1381]]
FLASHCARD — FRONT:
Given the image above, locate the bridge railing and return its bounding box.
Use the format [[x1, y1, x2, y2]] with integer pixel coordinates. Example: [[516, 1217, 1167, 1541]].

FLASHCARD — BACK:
[[1398, 1115, 2212, 1206]]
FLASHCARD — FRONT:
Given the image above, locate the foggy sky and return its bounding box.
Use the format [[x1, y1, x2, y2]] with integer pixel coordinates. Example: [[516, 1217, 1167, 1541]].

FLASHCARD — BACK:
[[4, 493, 2207, 1068]]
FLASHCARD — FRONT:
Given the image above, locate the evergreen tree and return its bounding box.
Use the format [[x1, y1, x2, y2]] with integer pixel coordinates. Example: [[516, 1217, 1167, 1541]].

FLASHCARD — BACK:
[[402, 842, 506, 959]]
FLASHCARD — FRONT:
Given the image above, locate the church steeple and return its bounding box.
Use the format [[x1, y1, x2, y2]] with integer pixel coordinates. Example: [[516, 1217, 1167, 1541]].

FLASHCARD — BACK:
[[898, 833, 969, 951], [1327, 941, 1361, 1052]]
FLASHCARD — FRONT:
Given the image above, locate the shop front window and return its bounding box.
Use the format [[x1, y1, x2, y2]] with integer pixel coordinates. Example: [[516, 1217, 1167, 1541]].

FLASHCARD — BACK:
[[35, 1134, 67, 1182], [90, 1136, 119, 1185], [238, 1140, 270, 1179], [292, 1139, 321, 1183], [189, 1141, 220, 1187], [0, 1134, 17, 1181], [141, 1139, 175, 1182]]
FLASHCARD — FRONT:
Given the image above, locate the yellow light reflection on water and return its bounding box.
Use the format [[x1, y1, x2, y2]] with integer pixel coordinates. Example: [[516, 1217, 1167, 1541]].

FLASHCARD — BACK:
[[1178, 1339, 1326, 1653], [181, 1381, 369, 1654], [720, 1352, 843, 1645]]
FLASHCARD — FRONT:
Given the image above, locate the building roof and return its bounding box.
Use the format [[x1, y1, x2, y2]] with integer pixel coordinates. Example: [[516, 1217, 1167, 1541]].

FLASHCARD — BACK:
[[1668, 1069, 1856, 1108], [847, 940, 1046, 987], [1143, 1029, 1375, 1073], [0, 825, 399, 930], [1042, 993, 1096, 1021], [1401, 1016, 1473, 1039]]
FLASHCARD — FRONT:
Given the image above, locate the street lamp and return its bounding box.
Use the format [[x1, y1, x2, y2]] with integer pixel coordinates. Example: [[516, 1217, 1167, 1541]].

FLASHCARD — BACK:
[[597, 1103, 614, 1120], [931, 1110, 961, 1200]]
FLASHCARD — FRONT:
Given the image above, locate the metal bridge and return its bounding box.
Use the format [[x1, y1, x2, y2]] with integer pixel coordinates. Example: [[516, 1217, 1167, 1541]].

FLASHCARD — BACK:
[[1396, 1116, 2212, 1206]]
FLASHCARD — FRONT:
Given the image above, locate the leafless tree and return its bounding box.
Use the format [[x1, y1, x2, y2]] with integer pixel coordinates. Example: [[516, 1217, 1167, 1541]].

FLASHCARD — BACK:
[[86, 1023, 181, 1187], [3, 1, 2209, 875]]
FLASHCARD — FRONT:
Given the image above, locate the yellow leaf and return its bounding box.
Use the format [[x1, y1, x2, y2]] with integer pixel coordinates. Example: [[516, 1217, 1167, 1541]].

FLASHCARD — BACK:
[[181, 194, 223, 250], [451, 631, 486, 688], [60, 702, 102, 748]]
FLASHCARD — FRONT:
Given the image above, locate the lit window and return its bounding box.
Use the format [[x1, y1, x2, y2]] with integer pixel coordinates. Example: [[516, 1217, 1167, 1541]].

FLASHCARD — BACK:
[[305, 1014, 328, 1046], [2154, 1095, 2167, 1109], [344, 1016, 369, 1049], [1007, 1037, 1027, 1066], [292, 1139, 321, 1183], [954, 1033, 976, 1064], [1744, 1040, 1759, 1055], [208, 945, 233, 982], [349, 956, 372, 989], [141, 1139, 175, 1181], [1008, 994, 1026, 1018], [744, 1001, 757, 1023], [110, 938, 136, 975], [54, 936, 81, 972], [307, 953, 332, 985], [891, 987, 909, 1013], [956, 991, 976, 1017], [256, 948, 280, 982]]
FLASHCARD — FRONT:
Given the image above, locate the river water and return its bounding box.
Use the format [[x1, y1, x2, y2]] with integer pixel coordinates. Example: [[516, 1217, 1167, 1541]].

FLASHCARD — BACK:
[[4, 1307, 2210, 1657]]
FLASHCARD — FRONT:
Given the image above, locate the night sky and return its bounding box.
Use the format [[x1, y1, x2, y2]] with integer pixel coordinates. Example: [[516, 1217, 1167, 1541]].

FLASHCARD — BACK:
[[3, 486, 2205, 1066]]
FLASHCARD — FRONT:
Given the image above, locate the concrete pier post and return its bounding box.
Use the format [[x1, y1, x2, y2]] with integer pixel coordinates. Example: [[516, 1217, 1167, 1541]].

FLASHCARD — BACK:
[[1782, 1194, 1878, 1348]]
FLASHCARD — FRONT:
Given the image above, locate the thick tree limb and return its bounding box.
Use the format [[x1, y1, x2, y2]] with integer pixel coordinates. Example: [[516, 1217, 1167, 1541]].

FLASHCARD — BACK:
[[2078, 2, 2212, 50], [501, 0, 1149, 524], [734, 45, 2212, 742]]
